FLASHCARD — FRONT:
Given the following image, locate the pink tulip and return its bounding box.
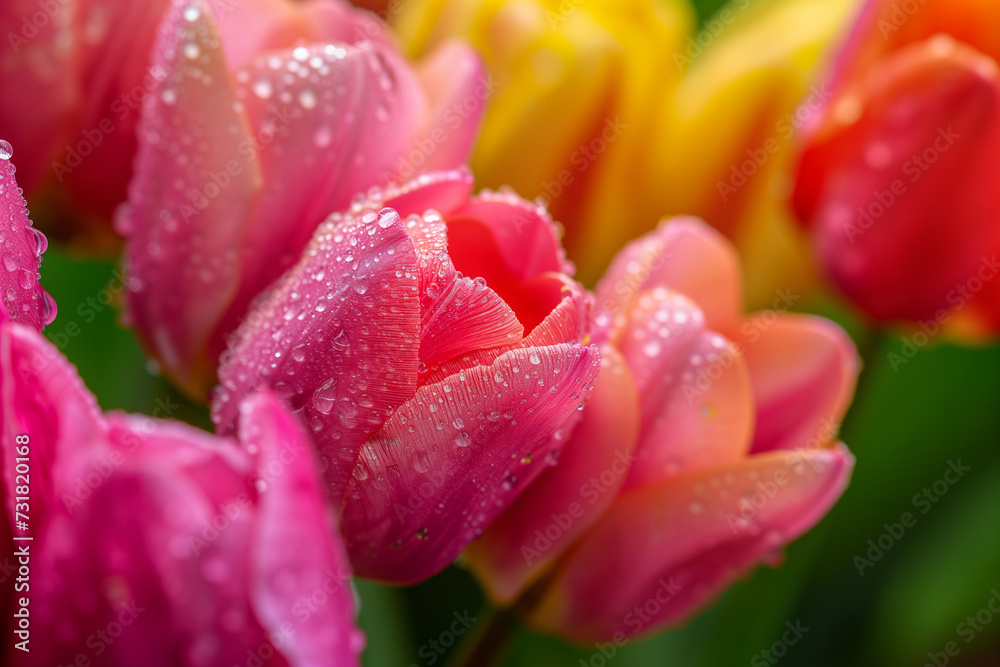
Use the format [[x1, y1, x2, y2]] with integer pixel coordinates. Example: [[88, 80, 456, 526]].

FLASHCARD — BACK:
[[211, 168, 601, 584], [118, 0, 486, 399], [0, 0, 398, 244], [0, 148, 56, 330], [0, 307, 363, 666], [466, 218, 859, 642], [793, 0, 1000, 336]]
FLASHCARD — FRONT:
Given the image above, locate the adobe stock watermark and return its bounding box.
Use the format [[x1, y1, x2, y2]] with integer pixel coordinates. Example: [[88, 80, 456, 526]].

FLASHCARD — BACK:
[[877, 0, 930, 39], [853, 459, 970, 576], [50, 65, 169, 182], [406, 610, 477, 666], [54, 599, 145, 666], [683, 288, 799, 403], [750, 620, 809, 666], [521, 448, 635, 566], [59, 400, 181, 513], [920, 588, 1000, 667], [843, 126, 960, 243], [577, 578, 684, 667], [725, 419, 841, 534], [673, 0, 752, 70], [386, 74, 500, 183], [887, 254, 999, 372], [6, 0, 69, 54], [716, 83, 832, 202], [537, 116, 629, 207]]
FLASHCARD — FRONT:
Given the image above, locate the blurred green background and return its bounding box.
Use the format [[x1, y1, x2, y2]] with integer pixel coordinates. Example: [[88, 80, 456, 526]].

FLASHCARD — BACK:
[[40, 0, 1000, 665]]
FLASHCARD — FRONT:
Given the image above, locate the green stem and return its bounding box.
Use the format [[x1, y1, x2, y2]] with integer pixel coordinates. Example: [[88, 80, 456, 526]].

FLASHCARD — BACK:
[[446, 606, 517, 667]]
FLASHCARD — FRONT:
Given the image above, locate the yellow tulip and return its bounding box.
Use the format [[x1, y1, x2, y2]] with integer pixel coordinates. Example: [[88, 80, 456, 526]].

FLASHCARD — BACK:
[[394, 0, 861, 308]]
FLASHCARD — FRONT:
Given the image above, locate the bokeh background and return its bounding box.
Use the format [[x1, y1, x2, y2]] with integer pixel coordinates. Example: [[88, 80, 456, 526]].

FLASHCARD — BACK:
[[38, 0, 1000, 665]]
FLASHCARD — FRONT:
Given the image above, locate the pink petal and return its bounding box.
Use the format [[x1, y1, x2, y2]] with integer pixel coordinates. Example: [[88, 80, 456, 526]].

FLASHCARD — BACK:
[[529, 446, 855, 642], [421, 276, 590, 386], [741, 314, 859, 454], [0, 0, 77, 195], [466, 345, 640, 604], [450, 190, 569, 281], [30, 438, 261, 667], [215, 40, 428, 352], [0, 157, 55, 330], [213, 209, 421, 505], [243, 392, 363, 667], [120, 0, 261, 397], [340, 343, 601, 583], [58, 0, 171, 218], [596, 218, 744, 341], [348, 167, 475, 219], [407, 40, 487, 177], [1, 322, 103, 537], [616, 291, 754, 491]]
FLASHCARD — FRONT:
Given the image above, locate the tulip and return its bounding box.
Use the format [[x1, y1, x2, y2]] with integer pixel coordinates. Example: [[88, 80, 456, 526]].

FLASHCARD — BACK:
[[648, 0, 861, 307], [0, 0, 398, 248], [0, 145, 56, 330], [466, 218, 859, 642], [793, 0, 1000, 337], [211, 168, 601, 584], [119, 0, 487, 399], [393, 0, 694, 284], [0, 306, 364, 666], [392, 0, 861, 303]]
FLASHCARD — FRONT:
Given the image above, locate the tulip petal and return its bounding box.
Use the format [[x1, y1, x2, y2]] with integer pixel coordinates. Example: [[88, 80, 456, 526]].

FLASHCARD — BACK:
[[340, 343, 601, 583], [529, 446, 854, 642], [349, 167, 475, 219], [1, 321, 103, 539], [596, 218, 743, 341], [741, 314, 859, 454], [466, 346, 640, 604], [59, 0, 171, 218], [121, 0, 261, 398], [618, 290, 754, 490], [243, 392, 363, 667], [219, 40, 427, 346], [410, 40, 487, 176], [213, 209, 421, 504], [794, 40, 1000, 322], [0, 158, 55, 331], [451, 190, 569, 280], [0, 0, 77, 195]]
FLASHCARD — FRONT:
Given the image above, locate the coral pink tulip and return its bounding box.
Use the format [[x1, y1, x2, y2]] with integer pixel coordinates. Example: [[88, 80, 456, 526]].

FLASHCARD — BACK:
[[211, 169, 601, 584], [0, 306, 363, 666], [466, 218, 859, 642], [118, 0, 486, 399], [793, 0, 1000, 336], [0, 147, 56, 330]]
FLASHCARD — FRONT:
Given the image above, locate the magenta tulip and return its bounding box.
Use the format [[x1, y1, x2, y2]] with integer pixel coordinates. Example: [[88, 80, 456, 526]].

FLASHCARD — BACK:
[[118, 0, 486, 398], [211, 169, 601, 583], [0, 307, 363, 666]]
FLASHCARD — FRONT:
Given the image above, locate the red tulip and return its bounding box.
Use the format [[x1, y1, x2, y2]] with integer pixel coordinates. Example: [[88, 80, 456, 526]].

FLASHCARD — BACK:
[[466, 218, 859, 642], [211, 169, 601, 583], [0, 307, 363, 666], [118, 0, 486, 398], [0, 147, 56, 330], [793, 0, 1000, 336]]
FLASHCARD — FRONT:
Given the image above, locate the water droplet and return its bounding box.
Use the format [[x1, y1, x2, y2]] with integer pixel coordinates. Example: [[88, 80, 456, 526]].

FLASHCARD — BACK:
[[529, 352, 542, 365], [0, 140, 12, 160], [183, 5, 200, 21], [454, 432, 471, 447], [312, 378, 338, 414], [183, 42, 200, 60], [298, 88, 317, 109], [252, 78, 273, 99]]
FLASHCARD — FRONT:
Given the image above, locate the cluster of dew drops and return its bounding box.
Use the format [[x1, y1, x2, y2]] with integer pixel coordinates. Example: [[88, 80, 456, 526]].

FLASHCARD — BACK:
[[0, 140, 56, 327]]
